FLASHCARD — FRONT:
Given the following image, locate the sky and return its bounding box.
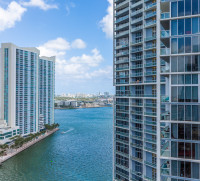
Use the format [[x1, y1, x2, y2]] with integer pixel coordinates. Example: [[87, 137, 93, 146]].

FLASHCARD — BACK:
[[0, 0, 114, 95]]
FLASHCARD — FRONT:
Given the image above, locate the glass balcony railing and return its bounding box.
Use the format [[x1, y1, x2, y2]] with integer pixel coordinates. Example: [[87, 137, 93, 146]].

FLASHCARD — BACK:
[[116, 7, 129, 16], [131, 17, 143, 24], [116, 74, 129, 78], [131, 0, 143, 8], [161, 12, 170, 19], [131, 64, 143, 69], [131, 25, 143, 32], [130, 118, 143, 123], [161, 66, 169, 73], [132, 47, 143, 53], [115, 22, 129, 31], [145, 11, 156, 19], [160, 48, 170, 55], [131, 102, 143, 106], [144, 103, 156, 107], [145, 71, 156, 76], [115, 0, 129, 9], [145, 62, 156, 67], [161, 96, 169, 102], [144, 121, 156, 125], [144, 146, 157, 153], [116, 66, 129, 71], [115, 102, 129, 106], [116, 51, 129, 56], [131, 110, 143, 115], [145, 129, 157, 134], [116, 116, 129, 121], [144, 112, 157, 116], [145, 3, 156, 10], [144, 80, 157, 83], [161, 30, 170, 38], [144, 161, 156, 168], [131, 9, 143, 16], [132, 39, 143, 44], [145, 20, 156, 27], [115, 15, 129, 23], [161, 112, 170, 120], [115, 30, 129, 38], [131, 72, 143, 77], [132, 56, 142, 61], [115, 59, 129, 64], [145, 53, 156, 59], [145, 44, 156, 50], [144, 36, 156, 41]]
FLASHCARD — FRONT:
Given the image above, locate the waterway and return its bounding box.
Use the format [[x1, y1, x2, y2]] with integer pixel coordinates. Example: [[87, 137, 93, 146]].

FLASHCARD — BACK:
[[0, 107, 113, 181]]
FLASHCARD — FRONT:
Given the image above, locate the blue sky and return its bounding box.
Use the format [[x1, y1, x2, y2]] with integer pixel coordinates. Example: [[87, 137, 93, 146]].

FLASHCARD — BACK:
[[0, 0, 114, 95]]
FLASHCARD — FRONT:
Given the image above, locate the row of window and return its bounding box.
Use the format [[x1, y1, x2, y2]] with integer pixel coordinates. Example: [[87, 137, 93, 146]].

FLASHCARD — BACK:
[[171, 86, 198, 102], [171, 18, 200, 36], [171, 105, 200, 121], [171, 36, 200, 54], [171, 55, 200, 72], [171, 74, 198, 85], [171, 0, 200, 17]]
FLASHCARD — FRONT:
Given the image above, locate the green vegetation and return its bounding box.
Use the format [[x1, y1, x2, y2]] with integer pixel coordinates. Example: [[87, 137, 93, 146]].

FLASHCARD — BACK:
[[0, 123, 59, 156], [55, 96, 97, 102]]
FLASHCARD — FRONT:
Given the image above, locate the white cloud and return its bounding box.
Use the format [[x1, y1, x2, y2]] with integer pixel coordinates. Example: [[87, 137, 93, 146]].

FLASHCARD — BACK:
[[99, 0, 113, 39], [37, 38, 112, 80], [66, 2, 75, 15], [0, 1, 27, 31], [71, 39, 86, 49], [22, 0, 58, 10]]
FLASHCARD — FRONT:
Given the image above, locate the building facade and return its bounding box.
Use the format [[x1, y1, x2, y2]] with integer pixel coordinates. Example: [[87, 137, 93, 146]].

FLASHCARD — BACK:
[[39, 56, 55, 130], [113, 0, 200, 180], [0, 43, 55, 137]]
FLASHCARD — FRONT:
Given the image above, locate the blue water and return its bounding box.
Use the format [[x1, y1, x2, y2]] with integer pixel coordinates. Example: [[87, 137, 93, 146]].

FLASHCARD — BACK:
[[0, 107, 113, 181]]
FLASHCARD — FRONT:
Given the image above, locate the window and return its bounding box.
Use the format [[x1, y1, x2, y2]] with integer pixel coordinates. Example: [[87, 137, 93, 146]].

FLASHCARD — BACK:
[[178, 105, 184, 120], [171, 2, 177, 17], [192, 17, 198, 34], [192, 36, 198, 52], [178, 38, 184, 53], [178, 142, 185, 158], [185, 37, 191, 53], [185, 0, 192, 15], [192, 105, 199, 121], [171, 124, 178, 139], [178, 56, 184, 72], [185, 105, 192, 121], [171, 38, 178, 54], [192, 0, 198, 15], [192, 162, 199, 179], [185, 143, 191, 158], [171, 56, 177, 72], [185, 19, 191, 34], [185, 74, 191, 84], [185, 56, 191, 71], [172, 20, 177, 35], [192, 143, 200, 159], [178, 74, 184, 84], [172, 141, 178, 157], [178, 1, 184, 16], [185, 125, 192, 140], [185, 86, 191, 102], [171, 87, 178, 102], [192, 125, 199, 140], [178, 19, 184, 35], [172, 105, 178, 120], [192, 86, 198, 102], [192, 55, 199, 71], [171, 75, 178, 84], [192, 74, 198, 84], [185, 162, 191, 178]]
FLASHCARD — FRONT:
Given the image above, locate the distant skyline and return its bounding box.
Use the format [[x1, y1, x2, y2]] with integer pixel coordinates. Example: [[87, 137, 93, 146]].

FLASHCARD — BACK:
[[0, 0, 114, 94]]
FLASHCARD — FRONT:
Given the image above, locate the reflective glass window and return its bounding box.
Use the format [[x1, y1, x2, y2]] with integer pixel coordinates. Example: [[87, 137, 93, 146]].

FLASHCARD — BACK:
[[171, 2, 177, 17], [192, 17, 198, 34], [192, 0, 199, 15], [178, 38, 184, 53], [178, 1, 184, 16], [185, 18, 191, 34], [178, 19, 184, 35], [171, 38, 178, 54], [185, 0, 192, 15], [172, 20, 177, 35], [185, 56, 191, 72], [185, 37, 191, 53]]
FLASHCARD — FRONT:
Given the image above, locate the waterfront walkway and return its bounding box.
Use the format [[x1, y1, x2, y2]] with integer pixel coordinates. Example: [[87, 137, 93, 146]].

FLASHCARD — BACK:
[[0, 128, 59, 164]]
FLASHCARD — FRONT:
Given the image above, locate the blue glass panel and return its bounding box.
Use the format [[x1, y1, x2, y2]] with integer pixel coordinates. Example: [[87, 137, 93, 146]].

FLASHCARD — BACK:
[[172, 20, 177, 35], [185, 0, 192, 15], [192, 0, 198, 14], [178, 19, 184, 35], [178, 1, 184, 16], [171, 2, 177, 17], [178, 38, 184, 53], [192, 17, 198, 34], [185, 18, 191, 34], [171, 38, 178, 54], [185, 37, 191, 53]]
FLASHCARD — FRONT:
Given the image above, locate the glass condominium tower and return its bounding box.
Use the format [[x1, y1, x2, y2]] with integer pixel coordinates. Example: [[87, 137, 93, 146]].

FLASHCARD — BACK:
[[39, 57, 55, 128], [113, 0, 200, 181], [0, 43, 55, 136]]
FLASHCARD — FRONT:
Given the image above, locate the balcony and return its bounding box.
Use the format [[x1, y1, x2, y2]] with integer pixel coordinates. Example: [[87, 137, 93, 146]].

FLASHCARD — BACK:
[[116, 131, 129, 137], [145, 71, 156, 76], [116, 51, 129, 57], [145, 62, 156, 67], [116, 81, 129, 85], [144, 161, 156, 168], [115, 43, 129, 49], [116, 66, 129, 71], [131, 8, 143, 16], [131, 25, 143, 32], [131, 155, 143, 162], [115, 0, 129, 10], [161, 12, 170, 20], [144, 112, 157, 116], [115, 124, 129, 129], [131, 110, 143, 115], [160, 48, 170, 55], [115, 15, 129, 24], [131, 72, 143, 77], [131, 0, 143, 9], [131, 64, 143, 69], [132, 47, 143, 53], [131, 16, 143, 24], [116, 74, 129, 78], [131, 118, 143, 124], [115, 30, 129, 38], [145, 11, 156, 19], [144, 80, 156, 83], [144, 120, 156, 125], [161, 30, 170, 38], [144, 3, 156, 10], [161, 111, 170, 120], [115, 22, 129, 31], [115, 59, 129, 64], [131, 38, 143, 45], [161, 66, 169, 73], [161, 96, 169, 102], [145, 129, 157, 134], [144, 36, 156, 42], [144, 138, 156, 144], [145, 44, 156, 50], [131, 102, 143, 106], [145, 53, 156, 59], [131, 56, 142, 61], [144, 146, 156, 153], [145, 20, 156, 28], [115, 102, 129, 106], [116, 7, 129, 17], [116, 109, 129, 113], [116, 116, 129, 121]]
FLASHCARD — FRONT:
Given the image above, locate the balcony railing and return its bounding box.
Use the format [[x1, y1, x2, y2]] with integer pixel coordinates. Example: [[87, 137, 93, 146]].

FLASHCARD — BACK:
[[145, 71, 156, 76], [115, 22, 129, 31], [145, 3, 156, 10], [116, 74, 129, 78], [161, 12, 170, 19], [145, 53, 156, 59], [145, 62, 156, 67], [145, 11, 156, 19], [131, 72, 143, 77], [115, 30, 129, 38], [116, 51, 129, 56], [132, 56, 142, 61], [132, 47, 143, 53], [145, 20, 156, 27], [160, 48, 170, 55], [131, 9, 143, 16], [116, 7, 129, 16], [116, 66, 129, 71], [161, 30, 170, 38], [115, 15, 129, 24], [115, 0, 129, 9], [115, 59, 129, 64], [131, 64, 143, 69], [144, 36, 156, 42], [131, 25, 143, 32]]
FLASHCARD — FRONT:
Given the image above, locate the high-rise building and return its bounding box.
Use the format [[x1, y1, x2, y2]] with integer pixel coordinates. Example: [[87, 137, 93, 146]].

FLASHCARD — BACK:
[[39, 56, 55, 130], [113, 0, 200, 180], [0, 43, 55, 138]]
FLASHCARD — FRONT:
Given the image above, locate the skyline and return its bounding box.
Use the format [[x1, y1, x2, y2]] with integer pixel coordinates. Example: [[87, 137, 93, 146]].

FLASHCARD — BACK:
[[0, 0, 114, 94]]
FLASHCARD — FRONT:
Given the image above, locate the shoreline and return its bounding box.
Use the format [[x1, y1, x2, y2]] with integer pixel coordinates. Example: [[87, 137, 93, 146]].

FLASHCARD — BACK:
[[0, 128, 59, 164], [55, 106, 112, 110]]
